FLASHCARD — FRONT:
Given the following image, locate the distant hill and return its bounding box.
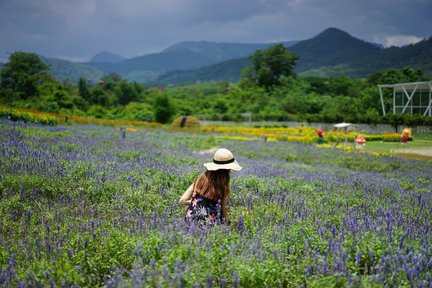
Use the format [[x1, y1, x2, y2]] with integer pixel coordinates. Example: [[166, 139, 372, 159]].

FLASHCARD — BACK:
[[162, 41, 272, 62], [154, 58, 252, 85], [37, 41, 277, 83], [85, 41, 278, 82], [296, 32, 432, 78], [154, 28, 383, 83], [88, 51, 126, 63], [349, 36, 432, 77], [289, 27, 381, 72], [42, 57, 105, 83], [23, 27, 431, 84], [157, 28, 432, 83]]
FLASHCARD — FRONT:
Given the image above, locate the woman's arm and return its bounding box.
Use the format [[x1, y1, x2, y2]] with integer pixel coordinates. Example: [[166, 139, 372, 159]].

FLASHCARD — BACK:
[[179, 183, 194, 206]]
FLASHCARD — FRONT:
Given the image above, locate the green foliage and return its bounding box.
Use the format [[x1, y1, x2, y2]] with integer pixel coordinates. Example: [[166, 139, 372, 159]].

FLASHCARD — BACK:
[[367, 67, 426, 85], [0, 107, 59, 125], [153, 92, 175, 123], [0, 52, 50, 99], [78, 77, 91, 103], [242, 44, 299, 89], [119, 102, 154, 121], [114, 80, 143, 105], [87, 105, 111, 119], [1, 52, 430, 126], [1, 123, 431, 287]]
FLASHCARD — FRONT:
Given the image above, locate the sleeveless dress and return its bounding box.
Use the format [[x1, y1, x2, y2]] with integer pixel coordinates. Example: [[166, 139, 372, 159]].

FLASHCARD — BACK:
[[185, 191, 223, 225]]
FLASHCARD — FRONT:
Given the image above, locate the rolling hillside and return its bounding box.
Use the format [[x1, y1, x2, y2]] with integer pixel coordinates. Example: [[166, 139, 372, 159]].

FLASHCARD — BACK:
[[85, 41, 280, 83], [156, 28, 432, 83], [289, 27, 381, 72], [42, 57, 105, 83], [154, 57, 252, 85], [88, 51, 126, 63], [13, 27, 430, 84]]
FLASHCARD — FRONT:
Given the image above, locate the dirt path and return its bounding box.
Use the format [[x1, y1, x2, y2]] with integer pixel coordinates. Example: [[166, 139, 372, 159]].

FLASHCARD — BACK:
[[390, 147, 432, 160]]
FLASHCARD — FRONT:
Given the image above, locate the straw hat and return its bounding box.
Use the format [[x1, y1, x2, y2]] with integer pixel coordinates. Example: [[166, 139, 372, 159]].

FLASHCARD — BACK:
[[204, 148, 242, 171]]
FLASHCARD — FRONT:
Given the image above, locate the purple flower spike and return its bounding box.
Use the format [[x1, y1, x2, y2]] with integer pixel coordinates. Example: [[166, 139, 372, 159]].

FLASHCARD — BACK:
[[237, 216, 244, 235]]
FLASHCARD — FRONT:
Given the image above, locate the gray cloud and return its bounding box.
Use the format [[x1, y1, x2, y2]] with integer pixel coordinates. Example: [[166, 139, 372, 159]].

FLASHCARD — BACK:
[[0, 0, 431, 62]]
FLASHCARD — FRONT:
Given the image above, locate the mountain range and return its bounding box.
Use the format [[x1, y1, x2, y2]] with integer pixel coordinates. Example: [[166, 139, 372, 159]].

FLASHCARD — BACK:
[[88, 51, 126, 63], [155, 28, 432, 84], [3, 27, 430, 84]]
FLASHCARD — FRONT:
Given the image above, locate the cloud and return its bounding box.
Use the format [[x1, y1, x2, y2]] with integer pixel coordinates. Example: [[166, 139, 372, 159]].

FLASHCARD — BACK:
[[0, 0, 431, 62], [381, 35, 425, 47]]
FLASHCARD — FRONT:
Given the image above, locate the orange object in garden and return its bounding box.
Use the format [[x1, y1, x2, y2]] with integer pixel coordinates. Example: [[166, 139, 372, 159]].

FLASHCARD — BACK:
[[317, 128, 324, 144], [401, 128, 411, 144], [354, 135, 366, 144], [354, 135, 366, 149]]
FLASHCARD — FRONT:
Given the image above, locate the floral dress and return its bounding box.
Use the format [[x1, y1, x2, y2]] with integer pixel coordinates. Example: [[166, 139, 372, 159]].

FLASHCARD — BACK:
[[185, 192, 223, 225]]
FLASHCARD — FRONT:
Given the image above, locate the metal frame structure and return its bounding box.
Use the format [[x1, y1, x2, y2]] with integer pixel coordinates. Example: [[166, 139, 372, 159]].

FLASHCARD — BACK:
[[378, 81, 432, 116]]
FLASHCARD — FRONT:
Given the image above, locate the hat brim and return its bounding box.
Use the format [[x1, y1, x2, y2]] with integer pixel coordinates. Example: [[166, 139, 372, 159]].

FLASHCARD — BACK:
[[204, 160, 242, 171]]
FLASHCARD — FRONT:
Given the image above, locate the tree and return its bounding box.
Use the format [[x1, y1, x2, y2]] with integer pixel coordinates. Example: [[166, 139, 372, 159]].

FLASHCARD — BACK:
[[0, 52, 50, 99], [241, 44, 299, 89], [114, 80, 142, 105], [78, 77, 90, 102], [153, 93, 175, 124], [101, 73, 123, 90], [89, 86, 110, 106], [367, 67, 426, 85]]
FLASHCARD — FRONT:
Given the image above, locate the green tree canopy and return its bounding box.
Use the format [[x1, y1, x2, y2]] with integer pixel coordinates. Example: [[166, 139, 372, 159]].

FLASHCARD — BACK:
[[115, 80, 142, 105], [0, 52, 50, 99], [153, 93, 175, 124], [367, 67, 426, 85], [241, 44, 299, 89]]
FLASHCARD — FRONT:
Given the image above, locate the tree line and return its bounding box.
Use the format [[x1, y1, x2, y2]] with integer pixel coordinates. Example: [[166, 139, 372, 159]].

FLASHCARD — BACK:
[[1, 48, 431, 126]]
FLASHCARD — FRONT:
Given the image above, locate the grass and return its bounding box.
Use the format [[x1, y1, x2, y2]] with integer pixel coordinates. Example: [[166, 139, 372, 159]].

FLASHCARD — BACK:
[[1, 120, 432, 287], [364, 140, 432, 152], [362, 140, 432, 160]]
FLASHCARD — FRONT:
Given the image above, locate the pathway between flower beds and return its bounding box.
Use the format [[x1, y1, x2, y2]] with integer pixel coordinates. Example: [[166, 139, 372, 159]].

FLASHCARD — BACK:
[[390, 147, 432, 160]]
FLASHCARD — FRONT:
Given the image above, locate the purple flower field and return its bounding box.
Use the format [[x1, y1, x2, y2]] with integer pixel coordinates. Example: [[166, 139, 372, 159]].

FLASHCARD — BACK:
[[0, 120, 431, 287]]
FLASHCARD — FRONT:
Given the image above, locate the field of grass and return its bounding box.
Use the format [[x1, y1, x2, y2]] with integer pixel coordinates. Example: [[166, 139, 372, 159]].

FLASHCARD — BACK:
[[364, 140, 432, 151], [1, 120, 431, 287], [363, 140, 432, 160]]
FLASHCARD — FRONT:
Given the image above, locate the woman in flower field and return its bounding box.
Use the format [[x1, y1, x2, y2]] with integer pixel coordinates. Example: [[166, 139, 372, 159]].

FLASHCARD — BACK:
[[179, 148, 242, 225]]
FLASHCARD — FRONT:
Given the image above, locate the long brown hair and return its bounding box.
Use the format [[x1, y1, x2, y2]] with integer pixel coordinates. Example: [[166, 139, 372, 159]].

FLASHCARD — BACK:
[[194, 169, 231, 219]]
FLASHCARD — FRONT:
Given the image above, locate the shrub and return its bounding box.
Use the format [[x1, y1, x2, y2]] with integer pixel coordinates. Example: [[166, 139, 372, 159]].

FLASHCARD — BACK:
[[153, 93, 175, 124], [171, 116, 201, 129], [0, 107, 59, 125]]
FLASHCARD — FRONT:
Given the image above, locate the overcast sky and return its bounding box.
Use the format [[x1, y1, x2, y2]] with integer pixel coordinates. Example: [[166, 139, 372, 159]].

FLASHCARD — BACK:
[[1, 0, 431, 62]]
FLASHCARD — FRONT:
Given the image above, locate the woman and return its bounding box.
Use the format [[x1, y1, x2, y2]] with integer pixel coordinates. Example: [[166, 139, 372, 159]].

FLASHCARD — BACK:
[[179, 148, 242, 225]]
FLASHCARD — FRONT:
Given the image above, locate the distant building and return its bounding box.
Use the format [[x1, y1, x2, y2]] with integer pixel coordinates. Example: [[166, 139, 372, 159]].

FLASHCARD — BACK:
[[378, 81, 432, 116]]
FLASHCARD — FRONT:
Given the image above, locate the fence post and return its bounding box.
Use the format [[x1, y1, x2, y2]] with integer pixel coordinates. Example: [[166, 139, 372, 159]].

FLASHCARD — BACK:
[[120, 126, 126, 139]]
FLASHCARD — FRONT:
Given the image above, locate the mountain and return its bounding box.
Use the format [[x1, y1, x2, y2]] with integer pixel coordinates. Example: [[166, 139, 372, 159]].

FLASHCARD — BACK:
[[30, 27, 431, 84], [154, 28, 384, 83], [85, 41, 278, 82], [295, 32, 432, 78], [39, 41, 275, 83], [154, 57, 252, 85], [349, 36, 432, 76], [42, 57, 105, 83], [289, 27, 381, 72], [156, 28, 432, 82], [88, 51, 126, 63], [162, 41, 271, 62]]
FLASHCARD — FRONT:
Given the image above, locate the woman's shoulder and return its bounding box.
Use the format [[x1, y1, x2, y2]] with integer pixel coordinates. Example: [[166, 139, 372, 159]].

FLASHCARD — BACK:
[[195, 194, 218, 204]]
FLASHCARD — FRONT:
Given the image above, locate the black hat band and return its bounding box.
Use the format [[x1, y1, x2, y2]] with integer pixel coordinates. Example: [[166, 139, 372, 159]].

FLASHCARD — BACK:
[[213, 158, 235, 165]]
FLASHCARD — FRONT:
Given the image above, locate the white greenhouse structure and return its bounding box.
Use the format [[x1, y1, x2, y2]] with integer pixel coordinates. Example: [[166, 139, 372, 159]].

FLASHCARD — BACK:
[[378, 81, 432, 116]]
